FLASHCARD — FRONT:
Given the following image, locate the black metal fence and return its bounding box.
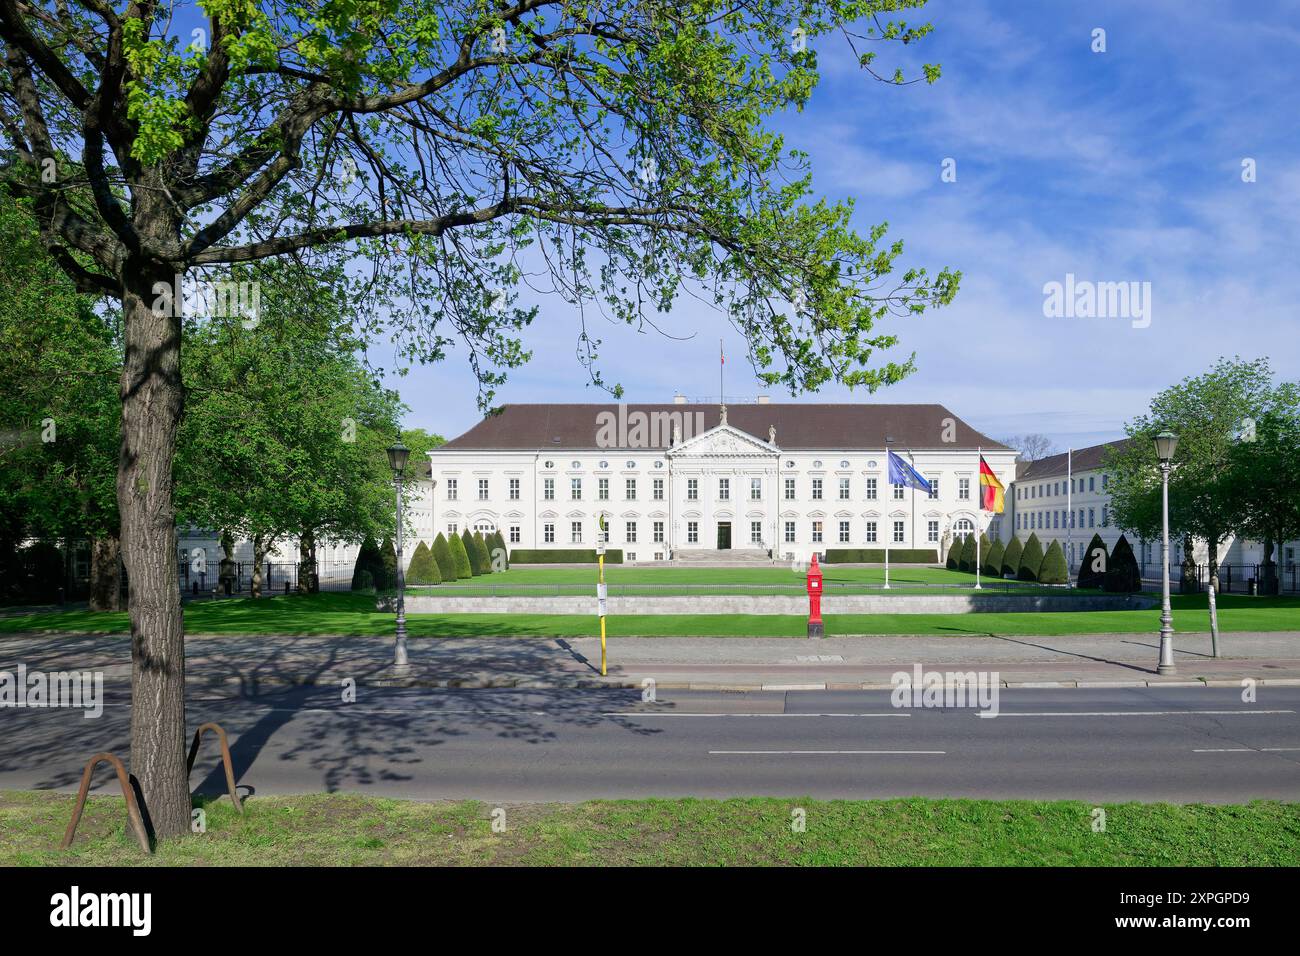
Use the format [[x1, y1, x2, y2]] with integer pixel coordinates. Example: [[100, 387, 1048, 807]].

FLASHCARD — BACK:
[[177, 557, 358, 596], [1185, 563, 1299, 595]]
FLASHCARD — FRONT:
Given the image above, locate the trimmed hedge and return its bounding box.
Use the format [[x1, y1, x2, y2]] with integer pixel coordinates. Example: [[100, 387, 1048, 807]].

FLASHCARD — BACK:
[[449, 533, 473, 579], [487, 530, 509, 570], [471, 530, 493, 574], [823, 549, 939, 564], [460, 530, 481, 575], [351, 536, 381, 591], [406, 540, 441, 585], [946, 539, 962, 570], [509, 549, 624, 564], [379, 536, 398, 590], [1077, 533, 1108, 589], [1038, 539, 1068, 585], [959, 534, 977, 573], [1105, 534, 1143, 593], [432, 533, 457, 581], [1002, 537, 1023, 578], [983, 539, 1005, 578], [1018, 533, 1044, 582]]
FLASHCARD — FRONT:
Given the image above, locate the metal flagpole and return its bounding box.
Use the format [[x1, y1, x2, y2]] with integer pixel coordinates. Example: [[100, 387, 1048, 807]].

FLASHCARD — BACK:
[[1066, 448, 1073, 588], [975, 447, 982, 590], [883, 444, 891, 589]]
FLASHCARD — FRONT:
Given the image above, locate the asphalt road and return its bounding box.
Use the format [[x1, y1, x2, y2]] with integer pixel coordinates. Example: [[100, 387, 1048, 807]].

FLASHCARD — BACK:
[[3, 685, 1299, 803]]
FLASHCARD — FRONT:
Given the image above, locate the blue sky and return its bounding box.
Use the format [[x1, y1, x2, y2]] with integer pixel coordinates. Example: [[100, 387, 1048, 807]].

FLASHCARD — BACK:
[[383, 0, 1300, 451]]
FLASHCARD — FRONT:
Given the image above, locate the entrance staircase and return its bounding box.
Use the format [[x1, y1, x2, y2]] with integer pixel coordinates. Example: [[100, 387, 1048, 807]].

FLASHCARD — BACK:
[[670, 548, 774, 566]]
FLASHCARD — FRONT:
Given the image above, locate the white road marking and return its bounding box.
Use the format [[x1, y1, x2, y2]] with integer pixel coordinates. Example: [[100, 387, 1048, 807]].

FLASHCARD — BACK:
[[1193, 747, 1300, 753], [709, 749, 944, 755], [989, 710, 1296, 717], [603, 712, 909, 718]]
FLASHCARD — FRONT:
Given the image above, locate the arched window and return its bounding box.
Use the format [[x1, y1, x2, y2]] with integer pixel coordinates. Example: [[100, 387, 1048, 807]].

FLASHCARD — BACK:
[[953, 518, 975, 541], [473, 520, 497, 535]]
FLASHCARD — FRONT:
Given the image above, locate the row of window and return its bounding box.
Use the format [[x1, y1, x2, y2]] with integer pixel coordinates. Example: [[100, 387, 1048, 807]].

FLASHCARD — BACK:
[[443, 519, 985, 546], [446, 475, 979, 503], [1016, 507, 1109, 531], [1018, 474, 1109, 501]]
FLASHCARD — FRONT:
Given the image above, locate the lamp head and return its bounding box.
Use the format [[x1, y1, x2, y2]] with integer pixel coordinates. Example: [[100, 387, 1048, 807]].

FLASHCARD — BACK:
[[387, 440, 411, 475], [1153, 431, 1178, 463]]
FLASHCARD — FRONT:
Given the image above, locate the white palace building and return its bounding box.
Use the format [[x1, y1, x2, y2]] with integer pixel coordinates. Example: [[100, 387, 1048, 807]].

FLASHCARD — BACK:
[[428, 398, 1019, 563]]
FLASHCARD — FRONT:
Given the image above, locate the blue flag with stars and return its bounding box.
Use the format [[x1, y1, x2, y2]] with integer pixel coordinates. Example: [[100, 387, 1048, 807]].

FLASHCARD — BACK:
[[888, 450, 931, 493]]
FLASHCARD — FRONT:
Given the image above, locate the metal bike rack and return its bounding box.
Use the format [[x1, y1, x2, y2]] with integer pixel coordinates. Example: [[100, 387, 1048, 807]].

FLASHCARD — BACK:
[[60, 752, 152, 854], [187, 722, 244, 812]]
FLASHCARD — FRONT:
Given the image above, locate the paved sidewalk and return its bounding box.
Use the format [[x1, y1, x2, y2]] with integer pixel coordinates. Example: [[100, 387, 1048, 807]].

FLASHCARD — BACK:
[[2, 629, 1299, 690]]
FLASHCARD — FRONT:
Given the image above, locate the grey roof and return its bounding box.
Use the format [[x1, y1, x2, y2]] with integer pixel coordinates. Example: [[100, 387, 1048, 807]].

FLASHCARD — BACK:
[[1015, 438, 1134, 480], [437, 403, 1011, 452]]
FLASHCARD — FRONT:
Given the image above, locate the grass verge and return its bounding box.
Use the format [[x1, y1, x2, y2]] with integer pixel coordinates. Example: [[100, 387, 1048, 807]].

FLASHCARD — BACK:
[[4, 790, 1297, 866]]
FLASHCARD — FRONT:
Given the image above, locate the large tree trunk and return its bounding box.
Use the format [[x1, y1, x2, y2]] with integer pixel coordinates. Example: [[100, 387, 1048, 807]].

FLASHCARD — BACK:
[[117, 258, 190, 841], [297, 529, 318, 594], [88, 534, 122, 611]]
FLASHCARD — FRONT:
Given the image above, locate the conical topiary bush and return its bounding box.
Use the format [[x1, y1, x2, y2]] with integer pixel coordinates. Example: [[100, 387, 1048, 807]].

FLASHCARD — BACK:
[[432, 532, 457, 581], [460, 530, 481, 575], [1077, 533, 1108, 589], [946, 537, 962, 571], [406, 540, 441, 585], [1018, 532, 1044, 582], [379, 536, 398, 590], [1104, 534, 1142, 593], [449, 532, 473, 579], [472, 531, 493, 574], [984, 538, 1005, 578], [959, 534, 977, 574], [351, 535, 380, 590], [1038, 539, 1068, 584], [1002, 537, 1023, 578]]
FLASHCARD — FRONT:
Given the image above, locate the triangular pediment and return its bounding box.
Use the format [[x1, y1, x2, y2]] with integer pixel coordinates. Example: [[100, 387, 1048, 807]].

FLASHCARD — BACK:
[[668, 422, 776, 458]]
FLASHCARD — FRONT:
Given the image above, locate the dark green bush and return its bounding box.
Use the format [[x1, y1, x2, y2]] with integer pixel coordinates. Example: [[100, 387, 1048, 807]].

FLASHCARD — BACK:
[[449, 533, 473, 578], [1077, 533, 1108, 589], [1018, 533, 1044, 582], [946, 538, 962, 570], [508, 549, 624, 564], [351, 536, 381, 591], [984, 539, 1005, 578], [823, 549, 938, 564], [1002, 537, 1024, 578], [1105, 534, 1143, 593], [432, 533, 457, 581], [471, 531, 493, 574], [1038, 539, 1068, 585]]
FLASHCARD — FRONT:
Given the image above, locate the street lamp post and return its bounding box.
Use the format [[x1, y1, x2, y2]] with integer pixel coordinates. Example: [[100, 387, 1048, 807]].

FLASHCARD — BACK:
[[387, 440, 411, 671], [1154, 431, 1179, 675]]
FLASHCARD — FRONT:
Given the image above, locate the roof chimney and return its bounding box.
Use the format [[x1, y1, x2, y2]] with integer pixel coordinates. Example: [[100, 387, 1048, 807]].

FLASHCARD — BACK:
[[756, 395, 770, 404], [673, 393, 687, 405]]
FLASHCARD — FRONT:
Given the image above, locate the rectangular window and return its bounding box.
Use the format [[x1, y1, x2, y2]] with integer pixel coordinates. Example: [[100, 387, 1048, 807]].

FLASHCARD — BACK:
[[653, 478, 664, 501], [653, 521, 664, 543], [687, 478, 698, 500], [509, 525, 520, 544], [812, 478, 823, 500], [687, 521, 699, 544], [570, 478, 582, 499], [570, 520, 583, 543], [625, 478, 636, 500], [1102, 506, 1109, 527], [1102, 474, 1109, 489], [1089, 508, 1095, 528], [1053, 511, 1059, 529], [811, 521, 823, 543], [784, 477, 796, 500], [446, 479, 458, 501], [751, 478, 762, 501], [478, 478, 489, 500], [958, 477, 971, 500], [928, 478, 939, 500], [838, 520, 850, 543], [1089, 476, 1095, 492], [509, 478, 520, 500], [1015, 514, 1021, 530], [718, 478, 730, 500], [626, 521, 637, 544], [839, 478, 851, 500], [893, 482, 905, 500], [598, 477, 609, 500], [543, 478, 555, 500], [865, 477, 878, 500], [784, 521, 796, 543], [893, 521, 905, 543], [752, 521, 763, 544], [864, 521, 877, 543], [447, 522, 458, 536], [543, 523, 555, 543], [927, 520, 939, 543]]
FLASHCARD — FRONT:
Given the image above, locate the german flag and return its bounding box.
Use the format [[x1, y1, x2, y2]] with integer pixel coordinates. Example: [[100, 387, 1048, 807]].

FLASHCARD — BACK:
[[979, 456, 1004, 513]]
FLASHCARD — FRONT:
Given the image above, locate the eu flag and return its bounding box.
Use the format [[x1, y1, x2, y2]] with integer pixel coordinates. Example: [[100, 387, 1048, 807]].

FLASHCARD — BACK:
[[887, 450, 930, 493]]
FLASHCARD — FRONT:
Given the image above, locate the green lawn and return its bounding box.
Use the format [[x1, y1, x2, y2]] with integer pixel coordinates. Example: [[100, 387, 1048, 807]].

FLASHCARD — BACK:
[[415, 564, 1042, 593], [4, 790, 1296, 866], [0, 591, 1297, 637]]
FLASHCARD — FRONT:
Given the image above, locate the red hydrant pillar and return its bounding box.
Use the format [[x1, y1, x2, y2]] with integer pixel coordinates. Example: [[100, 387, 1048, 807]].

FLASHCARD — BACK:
[[806, 552, 824, 639]]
